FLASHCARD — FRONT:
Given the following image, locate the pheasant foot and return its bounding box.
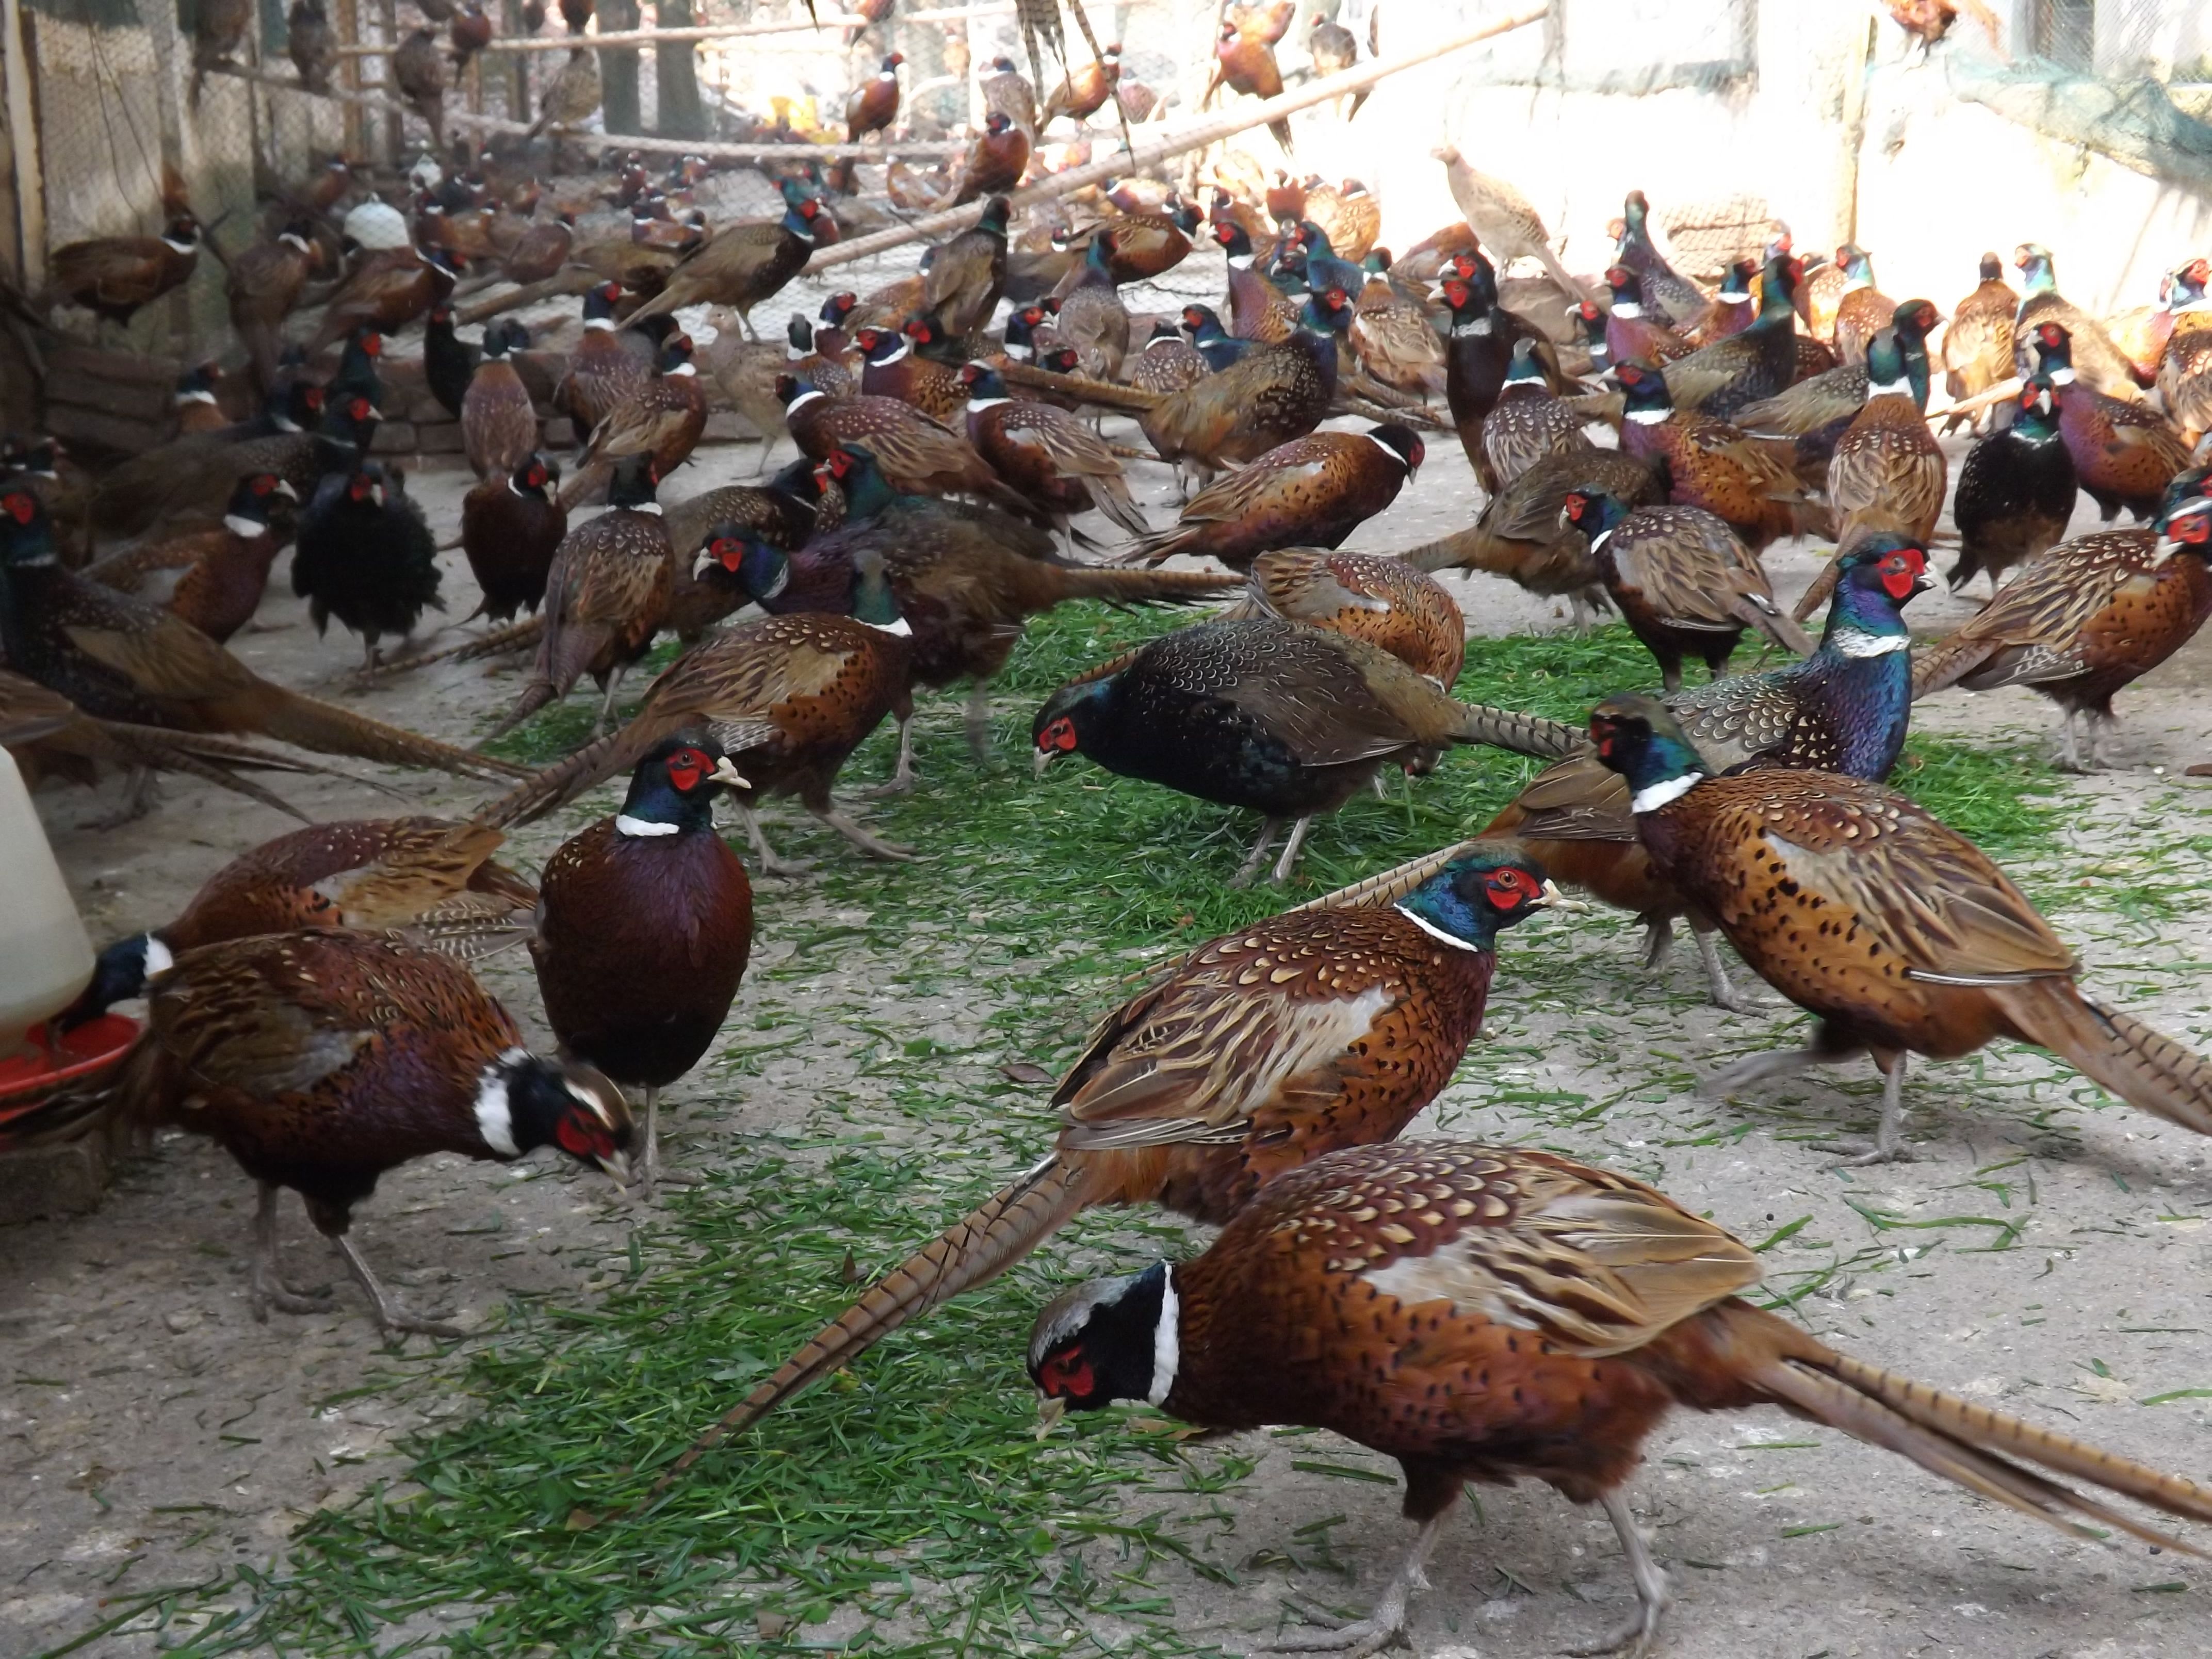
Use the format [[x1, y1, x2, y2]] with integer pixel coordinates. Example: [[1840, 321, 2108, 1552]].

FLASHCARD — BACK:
[[738, 805, 815, 875], [1691, 928, 1769, 1013], [810, 801, 916, 861], [1564, 1490, 1671, 1658], [1229, 817, 1285, 888], [249, 1183, 334, 1320], [1269, 816, 1315, 884], [1267, 1511, 1443, 1658], [1834, 1052, 1916, 1166], [335, 1234, 464, 1338], [863, 711, 917, 796]]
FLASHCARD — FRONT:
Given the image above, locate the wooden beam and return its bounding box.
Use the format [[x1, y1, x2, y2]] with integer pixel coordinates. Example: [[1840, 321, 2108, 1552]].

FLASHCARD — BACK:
[[332, 4, 1017, 55], [3, 0, 45, 291], [209, 63, 964, 158], [807, 3, 1553, 272]]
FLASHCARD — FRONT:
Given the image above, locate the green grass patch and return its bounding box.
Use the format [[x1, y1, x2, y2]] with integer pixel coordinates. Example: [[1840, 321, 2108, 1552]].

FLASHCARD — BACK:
[[154, 1152, 1235, 1657], [135, 602, 2096, 1657]]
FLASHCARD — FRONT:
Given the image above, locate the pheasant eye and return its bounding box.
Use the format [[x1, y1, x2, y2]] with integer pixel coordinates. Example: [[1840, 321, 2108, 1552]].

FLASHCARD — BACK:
[[253, 476, 274, 495], [1039, 1347, 1094, 1399], [716, 539, 743, 569], [3, 492, 33, 524], [554, 1113, 612, 1163]]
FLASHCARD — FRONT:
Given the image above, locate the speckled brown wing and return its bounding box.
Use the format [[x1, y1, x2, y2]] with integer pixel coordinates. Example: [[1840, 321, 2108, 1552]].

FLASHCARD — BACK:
[[1911, 528, 2156, 696], [1240, 549, 1466, 685], [462, 359, 541, 479], [1139, 336, 1333, 471], [2015, 296, 2140, 400], [561, 333, 652, 436], [1197, 626, 1470, 762], [126, 932, 526, 1188], [1639, 772, 2076, 1056], [971, 401, 1150, 536], [538, 511, 674, 693], [2159, 319, 2212, 445], [1603, 506, 1808, 646], [1823, 394, 1946, 542], [793, 394, 1006, 500], [1398, 450, 1658, 610], [1482, 384, 1593, 489], [1054, 907, 1498, 1215], [1128, 338, 1211, 397], [1943, 276, 2018, 401], [1348, 283, 1445, 399]]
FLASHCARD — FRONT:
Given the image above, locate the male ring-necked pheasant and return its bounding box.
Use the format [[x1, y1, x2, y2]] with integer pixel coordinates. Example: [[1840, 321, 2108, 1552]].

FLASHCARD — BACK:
[[1912, 469, 2211, 768], [643, 845, 1562, 1475], [1592, 693, 2212, 1162], [1031, 1140, 2212, 1657], [1487, 533, 1932, 1010], [1032, 618, 1579, 884]]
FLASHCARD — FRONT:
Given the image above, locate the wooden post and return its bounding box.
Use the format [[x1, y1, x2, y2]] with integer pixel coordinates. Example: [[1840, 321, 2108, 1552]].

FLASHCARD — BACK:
[[600, 0, 642, 136], [657, 0, 705, 138], [2, 0, 44, 292], [378, 0, 401, 166], [808, 3, 1551, 272], [337, 0, 364, 159]]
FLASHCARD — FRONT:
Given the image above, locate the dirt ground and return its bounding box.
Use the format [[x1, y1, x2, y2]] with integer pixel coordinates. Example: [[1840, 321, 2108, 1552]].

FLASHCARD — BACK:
[[5, 237, 2211, 1659]]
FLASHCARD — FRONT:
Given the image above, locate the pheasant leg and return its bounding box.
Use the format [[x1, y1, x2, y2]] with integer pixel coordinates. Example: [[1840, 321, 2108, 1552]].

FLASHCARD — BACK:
[[93, 767, 161, 831], [965, 679, 995, 763], [1270, 815, 1315, 884], [1564, 1489, 1672, 1659], [738, 804, 814, 876], [1699, 1044, 1823, 1100], [1271, 1510, 1445, 1658], [249, 1183, 333, 1320], [1689, 925, 1762, 1013], [865, 710, 917, 796], [1229, 817, 1285, 888], [808, 800, 917, 861], [333, 1233, 464, 1338], [1640, 916, 1676, 970], [1837, 1050, 1915, 1166], [593, 668, 628, 738]]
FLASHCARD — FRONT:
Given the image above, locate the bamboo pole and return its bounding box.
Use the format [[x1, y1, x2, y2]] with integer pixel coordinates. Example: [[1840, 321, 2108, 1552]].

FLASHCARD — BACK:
[[806, 3, 1552, 273], [3, 0, 46, 291], [332, 3, 1017, 55], [209, 62, 965, 158]]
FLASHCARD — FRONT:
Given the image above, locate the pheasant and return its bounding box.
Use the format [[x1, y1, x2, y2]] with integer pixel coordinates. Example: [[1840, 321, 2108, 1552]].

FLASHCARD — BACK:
[[1602, 266, 1697, 369], [778, 374, 1024, 508], [1911, 470, 2211, 769], [1827, 243, 1895, 367], [1433, 145, 1585, 301], [1655, 250, 1803, 422], [1825, 323, 1948, 545], [1084, 199, 1197, 284], [627, 183, 824, 337], [291, 462, 443, 669], [1943, 251, 2019, 406], [61, 815, 539, 1028], [1136, 289, 1357, 481], [44, 214, 201, 332], [1563, 490, 1813, 690], [1031, 1140, 2212, 1657], [2014, 243, 2141, 400], [705, 446, 1230, 785], [2031, 322, 2191, 522], [646, 847, 1562, 1468], [477, 553, 916, 874], [2156, 259, 2212, 448], [1488, 533, 1932, 1010], [1033, 617, 1580, 884], [1397, 449, 1659, 629], [489, 453, 672, 739], [1614, 361, 1826, 553], [462, 318, 540, 480], [16, 932, 630, 1337], [1438, 253, 1567, 489], [1481, 339, 1595, 491], [959, 364, 1150, 540], [1227, 549, 1466, 687], [1213, 218, 1300, 345], [460, 455, 567, 624], [921, 196, 1010, 337], [561, 332, 707, 509], [531, 736, 752, 1191], [1205, 20, 1291, 151], [951, 111, 1030, 205], [1948, 377, 2077, 593], [1593, 692, 2212, 1161], [661, 457, 837, 642], [1040, 41, 1120, 127], [845, 51, 903, 141], [1049, 235, 1132, 382], [1346, 257, 1446, 401], [1612, 189, 1706, 329], [225, 220, 319, 397], [1127, 320, 1212, 398], [84, 471, 296, 644], [0, 487, 519, 783], [853, 326, 967, 426], [1733, 298, 1940, 468], [1126, 425, 1422, 572]]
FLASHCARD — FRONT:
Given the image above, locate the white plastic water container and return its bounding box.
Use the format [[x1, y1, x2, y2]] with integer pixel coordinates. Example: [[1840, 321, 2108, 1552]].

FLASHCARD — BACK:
[[0, 748, 94, 1058]]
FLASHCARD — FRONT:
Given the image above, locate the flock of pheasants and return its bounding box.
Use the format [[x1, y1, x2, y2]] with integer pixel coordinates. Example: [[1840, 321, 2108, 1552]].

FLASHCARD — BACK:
[[8, 9, 2212, 1652]]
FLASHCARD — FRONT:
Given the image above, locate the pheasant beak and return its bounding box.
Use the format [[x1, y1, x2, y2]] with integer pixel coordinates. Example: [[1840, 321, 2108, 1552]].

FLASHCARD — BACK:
[[708, 755, 750, 790], [1035, 1394, 1067, 1431], [1032, 747, 1055, 779], [273, 479, 299, 500], [595, 1146, 634, 1186]]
